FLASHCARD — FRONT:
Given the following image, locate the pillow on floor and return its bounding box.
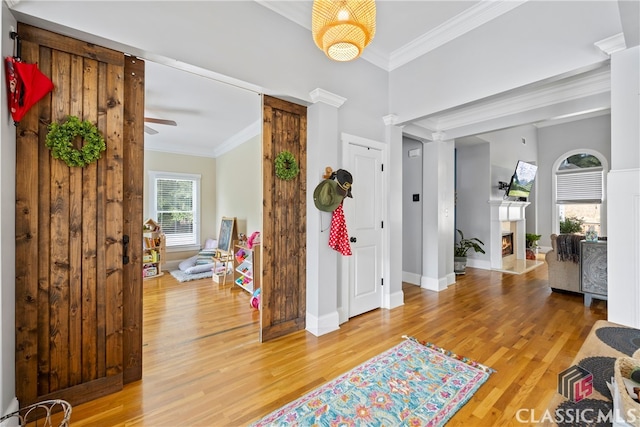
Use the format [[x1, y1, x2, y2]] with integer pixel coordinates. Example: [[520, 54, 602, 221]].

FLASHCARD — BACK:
[[185, 263, 214, 275], [178, 254, 199, 271], [195, 249, 216, 265]]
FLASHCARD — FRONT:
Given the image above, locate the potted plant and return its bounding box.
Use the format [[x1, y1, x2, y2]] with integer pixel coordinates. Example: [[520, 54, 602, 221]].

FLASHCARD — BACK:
[[454, 229, 486, 274], [526, 233, 541, 260], [559, 216, 584, 234]]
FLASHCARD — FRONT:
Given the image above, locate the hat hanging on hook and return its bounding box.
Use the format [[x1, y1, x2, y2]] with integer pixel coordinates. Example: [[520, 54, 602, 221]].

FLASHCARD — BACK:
[[4, 32, 54, 125]]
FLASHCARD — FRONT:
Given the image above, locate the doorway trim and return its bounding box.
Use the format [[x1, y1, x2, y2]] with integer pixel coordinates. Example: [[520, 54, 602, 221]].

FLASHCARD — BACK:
[[338, 132, 388, 324]]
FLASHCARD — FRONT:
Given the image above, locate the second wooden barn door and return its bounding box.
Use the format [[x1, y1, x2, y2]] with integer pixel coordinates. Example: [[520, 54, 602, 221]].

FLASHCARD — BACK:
[[261, 96, 307, 342], [15, 24, 144, 407]]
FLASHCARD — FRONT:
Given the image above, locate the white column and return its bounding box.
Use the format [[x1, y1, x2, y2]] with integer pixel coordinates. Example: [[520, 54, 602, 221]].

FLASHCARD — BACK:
[[383, 114, 405, 309], [421, 133, 456, 291], [607, 46, 640, 328], [306, 88, 346, 336]]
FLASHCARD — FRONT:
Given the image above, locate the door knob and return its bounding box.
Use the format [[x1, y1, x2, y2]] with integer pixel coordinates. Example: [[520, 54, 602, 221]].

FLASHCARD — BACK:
[[350, 237, 357, 243]]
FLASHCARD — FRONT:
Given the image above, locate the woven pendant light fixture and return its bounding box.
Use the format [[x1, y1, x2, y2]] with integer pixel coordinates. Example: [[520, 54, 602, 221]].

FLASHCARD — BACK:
[[312, 0, 376, 62]]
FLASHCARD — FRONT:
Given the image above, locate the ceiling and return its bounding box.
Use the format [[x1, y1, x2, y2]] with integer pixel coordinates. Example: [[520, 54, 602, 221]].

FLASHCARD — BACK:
[[144, 60, 261, 157], [139, 0, 620, 156]]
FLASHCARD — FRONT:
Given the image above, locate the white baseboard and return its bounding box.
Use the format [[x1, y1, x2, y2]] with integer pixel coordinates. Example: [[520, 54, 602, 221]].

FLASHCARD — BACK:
[[421, 275, 448, 291], [402, 271, 421, 285], [466, 258, 492, 270], [306, 311, 340, 336], [164, 260, 180, 271], [1, 397, 19, 427], [337, 306, 348, 325], [384, 290, 404, 309]]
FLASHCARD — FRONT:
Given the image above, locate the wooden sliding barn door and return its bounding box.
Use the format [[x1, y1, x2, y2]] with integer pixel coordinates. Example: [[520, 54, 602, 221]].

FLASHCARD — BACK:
[[261, 96, 307, 342], [15, 23, 145, 407]]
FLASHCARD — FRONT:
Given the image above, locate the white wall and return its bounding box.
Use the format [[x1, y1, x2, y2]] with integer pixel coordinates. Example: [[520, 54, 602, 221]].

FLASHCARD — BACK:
[[608, 45, 640, 328], [402, 137, 422, 283], [536, 115, 611, 248], [143, 150, 217, 262], [214, 134, 262, 240], [1, 2, 18, 417], [486, 125, 539, 235], [455, 143, 491, 267]]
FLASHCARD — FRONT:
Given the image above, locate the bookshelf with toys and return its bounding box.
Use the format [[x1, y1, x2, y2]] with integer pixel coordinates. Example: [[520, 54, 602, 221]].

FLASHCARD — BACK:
[[233, 240, 260, 294], [143, 218, 166, 279]]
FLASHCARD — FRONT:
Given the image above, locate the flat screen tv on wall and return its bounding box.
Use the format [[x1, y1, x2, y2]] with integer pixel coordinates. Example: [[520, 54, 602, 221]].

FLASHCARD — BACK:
[[506, 160, 538, 199]]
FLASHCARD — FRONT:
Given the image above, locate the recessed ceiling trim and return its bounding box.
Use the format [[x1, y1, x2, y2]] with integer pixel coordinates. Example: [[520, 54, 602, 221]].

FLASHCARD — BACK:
[[388, 0, 529, 71], [431, 68, 611, 130], [411, 66, 610, 132]]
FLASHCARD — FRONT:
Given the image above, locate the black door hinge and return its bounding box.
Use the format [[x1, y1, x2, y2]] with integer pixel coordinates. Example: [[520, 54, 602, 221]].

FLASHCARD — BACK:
[[381, 278, 384, 286]]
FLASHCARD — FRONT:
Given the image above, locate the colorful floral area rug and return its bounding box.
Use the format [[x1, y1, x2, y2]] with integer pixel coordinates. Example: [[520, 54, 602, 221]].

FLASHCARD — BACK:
[[252, 336, 495, 427]]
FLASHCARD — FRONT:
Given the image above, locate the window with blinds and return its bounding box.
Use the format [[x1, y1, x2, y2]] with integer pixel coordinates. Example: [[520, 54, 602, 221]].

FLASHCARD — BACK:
[[149, 171, 201, 248], [556, 167, 603, 204]]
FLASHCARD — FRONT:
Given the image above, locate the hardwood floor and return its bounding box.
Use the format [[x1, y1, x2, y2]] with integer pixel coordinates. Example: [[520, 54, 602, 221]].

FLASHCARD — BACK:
[[67, 263, 606, 426]]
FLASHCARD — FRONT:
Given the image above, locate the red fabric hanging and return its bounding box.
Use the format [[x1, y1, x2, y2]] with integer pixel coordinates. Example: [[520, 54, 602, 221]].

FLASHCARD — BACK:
[[328, 202, 351, 256], [4, 56, 54, 124]]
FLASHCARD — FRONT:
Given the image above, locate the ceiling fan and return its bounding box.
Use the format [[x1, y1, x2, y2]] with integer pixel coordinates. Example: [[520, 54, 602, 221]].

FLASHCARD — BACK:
[[144, 117, 177, 135]]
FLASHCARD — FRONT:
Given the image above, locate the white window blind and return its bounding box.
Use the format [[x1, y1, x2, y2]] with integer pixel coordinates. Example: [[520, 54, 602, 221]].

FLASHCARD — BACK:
[[149, 171, 200, 248], [556, 168, 603, 204]]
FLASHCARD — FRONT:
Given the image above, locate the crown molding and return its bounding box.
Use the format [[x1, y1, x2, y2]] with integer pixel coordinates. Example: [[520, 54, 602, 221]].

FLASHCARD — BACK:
[[594, 33, 626, 56], [388, 0, 528, 71], [382, 114, 398, 126], [4, 0, 22, 7], [211, 119, 262, 158], [309, 88, 347, 108], [533, 109, 610, 129], [255, 0, 311, 30]]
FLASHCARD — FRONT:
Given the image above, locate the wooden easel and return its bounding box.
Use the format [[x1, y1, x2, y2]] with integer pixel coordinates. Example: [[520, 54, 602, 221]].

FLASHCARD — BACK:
[[213, 217, 238, 285]]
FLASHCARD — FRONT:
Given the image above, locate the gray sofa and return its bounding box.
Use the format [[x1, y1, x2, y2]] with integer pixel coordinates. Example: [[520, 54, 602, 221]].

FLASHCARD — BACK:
[[545, 233, 582, 294]]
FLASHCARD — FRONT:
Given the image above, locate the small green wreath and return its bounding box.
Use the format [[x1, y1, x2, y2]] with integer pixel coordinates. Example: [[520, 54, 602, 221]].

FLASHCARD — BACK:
[[45, 115, 106, 167], [274, 150, 300, 181]]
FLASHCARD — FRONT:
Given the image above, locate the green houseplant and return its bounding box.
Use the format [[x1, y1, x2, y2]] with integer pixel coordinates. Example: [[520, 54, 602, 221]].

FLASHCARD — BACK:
[[454, 229, 485, 274], [559, 216, 584, 234], [526, 233, 542, 249]]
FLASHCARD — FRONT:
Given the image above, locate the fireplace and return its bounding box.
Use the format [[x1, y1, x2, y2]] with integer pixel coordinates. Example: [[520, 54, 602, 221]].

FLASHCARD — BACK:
[[488, 200, 529, 271], [502, 233, 514, 257]]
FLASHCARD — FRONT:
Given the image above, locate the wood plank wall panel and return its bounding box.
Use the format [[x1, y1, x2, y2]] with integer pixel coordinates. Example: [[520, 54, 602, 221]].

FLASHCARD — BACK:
[[103, 61, 124, 378], [81, 57, 99, 383], [15, 37, 43, 405], [15, 23, 130, 407], [49, 49, 72, 392], [261, 96, 307, 342], [36, 44, 53, 397], [122, 56, 145, 383]]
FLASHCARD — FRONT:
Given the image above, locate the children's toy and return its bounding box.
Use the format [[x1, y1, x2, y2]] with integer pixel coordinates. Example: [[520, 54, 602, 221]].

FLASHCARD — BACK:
[[250, 288, 261, 310]]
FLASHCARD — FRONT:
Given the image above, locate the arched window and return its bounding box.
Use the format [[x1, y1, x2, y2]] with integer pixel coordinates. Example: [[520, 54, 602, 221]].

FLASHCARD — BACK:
[[554, 151, 607, 235]]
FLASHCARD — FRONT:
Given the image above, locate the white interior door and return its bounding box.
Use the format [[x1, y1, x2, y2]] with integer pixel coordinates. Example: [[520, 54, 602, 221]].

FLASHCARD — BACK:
[[343, 141, 384, 317]]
